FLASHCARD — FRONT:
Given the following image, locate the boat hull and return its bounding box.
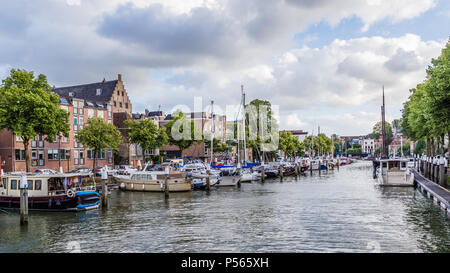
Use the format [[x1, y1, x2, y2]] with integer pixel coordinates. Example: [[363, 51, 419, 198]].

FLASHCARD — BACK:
[[0, 191, 100, 212], [116, 177, 191, 192]]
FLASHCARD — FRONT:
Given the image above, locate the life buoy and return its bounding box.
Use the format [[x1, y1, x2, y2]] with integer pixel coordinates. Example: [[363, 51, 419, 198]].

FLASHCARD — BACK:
[[66, 189, 75, 198]]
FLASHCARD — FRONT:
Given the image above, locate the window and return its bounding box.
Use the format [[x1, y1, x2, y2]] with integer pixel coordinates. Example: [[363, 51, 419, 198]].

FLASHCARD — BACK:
[[27, 180, 33, 190], [122, 91, 124, 96], [97, 110, 104, 119], [60, 149, 70, 160], [119, 102, 122, 108], [125, 103, 128, 109], [11, 180, 17, 190], [35, 180, 42, 191], [48, 149, 59, 160], [69, 92, 74, 97], [2, 178, 7, 189], [15, 149, 26, 160], [114, 101, 116, 107], [96, 88, 102, 95], [87, 108, 94, 118]]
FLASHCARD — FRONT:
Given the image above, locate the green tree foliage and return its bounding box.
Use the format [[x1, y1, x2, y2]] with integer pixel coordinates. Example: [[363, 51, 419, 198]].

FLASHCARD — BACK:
[[125, 118, 168, 163], [414, 139, 427, 155], [401, 40, 450, 155], [371, 121, 393, 146], [301, 134, 332, 156], [0, 69, 70, 172], [75, 117, 122, 173], [278, 131, 302, 159], [245, 99, 279, 161], [165, 111, 203, 152]]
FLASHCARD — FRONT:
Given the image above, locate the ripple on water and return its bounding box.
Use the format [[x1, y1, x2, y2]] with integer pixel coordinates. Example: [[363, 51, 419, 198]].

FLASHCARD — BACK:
[[1, 161, 449, 253]]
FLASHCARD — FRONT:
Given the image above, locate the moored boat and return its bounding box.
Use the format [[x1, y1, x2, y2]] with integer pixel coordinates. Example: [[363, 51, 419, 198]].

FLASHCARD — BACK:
[[0, 173, 100, 211]]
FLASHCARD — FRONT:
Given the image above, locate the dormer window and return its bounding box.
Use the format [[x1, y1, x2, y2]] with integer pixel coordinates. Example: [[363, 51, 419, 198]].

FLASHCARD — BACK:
[[96, 89, 102, 96], [69, 92, 74, 97]]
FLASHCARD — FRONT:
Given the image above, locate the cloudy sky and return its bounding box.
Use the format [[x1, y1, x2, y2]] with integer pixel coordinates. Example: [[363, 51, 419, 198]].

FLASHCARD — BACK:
[[0, 0, 448, 136]]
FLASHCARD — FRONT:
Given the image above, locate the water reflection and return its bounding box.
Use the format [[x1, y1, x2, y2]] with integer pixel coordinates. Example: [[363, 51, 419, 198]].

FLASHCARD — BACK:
[[0, 161, 449, 253]]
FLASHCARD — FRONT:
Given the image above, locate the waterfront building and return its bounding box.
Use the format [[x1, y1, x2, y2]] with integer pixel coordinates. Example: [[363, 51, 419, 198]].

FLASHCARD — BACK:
[[0, 97, 113, 173], [362, 138, 375, 155]]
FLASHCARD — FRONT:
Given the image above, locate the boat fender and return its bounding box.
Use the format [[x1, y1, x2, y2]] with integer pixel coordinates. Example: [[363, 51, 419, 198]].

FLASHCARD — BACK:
[[119, 183, 125, 189], [67, 189, 75, 198], [142, 184, 145, 190]]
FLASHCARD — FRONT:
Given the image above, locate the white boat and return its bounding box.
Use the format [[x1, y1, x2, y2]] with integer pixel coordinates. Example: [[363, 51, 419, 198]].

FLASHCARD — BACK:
[[376, 159, 414, 187], [216, 175, 240, 186], [114, 162, 191, 192]]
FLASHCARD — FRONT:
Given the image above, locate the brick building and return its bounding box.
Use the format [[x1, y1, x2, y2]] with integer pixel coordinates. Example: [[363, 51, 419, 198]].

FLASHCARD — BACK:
[[0, 96, 113, 173]]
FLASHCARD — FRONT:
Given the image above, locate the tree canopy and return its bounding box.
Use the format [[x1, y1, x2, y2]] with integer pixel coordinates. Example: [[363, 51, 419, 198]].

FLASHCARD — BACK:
[[0, 69, 70, 172], [75, 117, 122, 171], [400, 39, 450, 156], [125, 118, 168, 162], [165, 111, 203, 151]]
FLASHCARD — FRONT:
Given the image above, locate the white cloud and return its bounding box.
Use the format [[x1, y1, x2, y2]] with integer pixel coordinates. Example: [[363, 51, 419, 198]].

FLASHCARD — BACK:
[[0, 0, 445, 137]]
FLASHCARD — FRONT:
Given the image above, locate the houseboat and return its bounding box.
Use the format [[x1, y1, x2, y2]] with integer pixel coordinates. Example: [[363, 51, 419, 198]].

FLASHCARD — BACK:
[[375, 159, 414, 187], [114, 162, 191, 192], [0, 173, 100, 211]]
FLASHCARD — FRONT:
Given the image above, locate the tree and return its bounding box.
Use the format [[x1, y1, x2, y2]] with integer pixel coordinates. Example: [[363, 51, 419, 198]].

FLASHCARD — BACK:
[[372, 121, 393, 146], [401, 39, 450, 156], [75, 117, 122, 176], [414, 139, 427, 155], [0, 69, 70, 172], [165, 111, 203, 153], [392, 119, 402, 136], [278, 131, 301, 159], [125, 118, 168, 164]]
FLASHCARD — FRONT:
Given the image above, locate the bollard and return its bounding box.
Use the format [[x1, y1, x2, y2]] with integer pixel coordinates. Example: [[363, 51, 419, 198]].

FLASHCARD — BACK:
[[439, 157, 446, 187], [206, 170, 211, 191], [310, 160, 313, 174], [337, 158, 340, 171], [261, 165, 265, 183], [101, 167, 109, 208], [19, 175, 28, 225], [164, 175, 169, 199], [295, 163, 299, 176], [325, 160, 328, 172], [318, 160, 322, 176], [279, 165, 284, 181]]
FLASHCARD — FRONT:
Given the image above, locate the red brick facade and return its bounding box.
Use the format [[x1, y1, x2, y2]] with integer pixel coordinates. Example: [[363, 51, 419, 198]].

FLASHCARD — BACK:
[[0, 99, 114, 173]]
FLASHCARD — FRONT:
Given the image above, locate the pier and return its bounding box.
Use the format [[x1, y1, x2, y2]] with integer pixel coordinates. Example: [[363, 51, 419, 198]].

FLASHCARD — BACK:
[[412, 169, 450, 213]]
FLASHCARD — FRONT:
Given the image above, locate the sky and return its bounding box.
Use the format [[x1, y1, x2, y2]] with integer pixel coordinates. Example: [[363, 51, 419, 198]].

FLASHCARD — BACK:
[[0, 0, 448, 136]]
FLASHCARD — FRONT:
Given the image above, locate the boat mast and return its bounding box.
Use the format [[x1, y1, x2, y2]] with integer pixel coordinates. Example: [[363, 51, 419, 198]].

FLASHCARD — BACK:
[[381, 86, 386, 158], [242, 85, 247, 165], [318, 125, 321, 158], [210, 100, 214, 165]]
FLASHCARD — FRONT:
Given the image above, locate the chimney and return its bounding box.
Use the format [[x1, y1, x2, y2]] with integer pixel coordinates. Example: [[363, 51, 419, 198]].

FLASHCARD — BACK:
[[118, 74, 122, 82], [145, 108, 149, 116]]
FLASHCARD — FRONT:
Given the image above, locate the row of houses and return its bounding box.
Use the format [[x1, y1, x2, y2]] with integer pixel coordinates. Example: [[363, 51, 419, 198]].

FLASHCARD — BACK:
[[339, 134, 412, 156], [0, 75, 254, 173]]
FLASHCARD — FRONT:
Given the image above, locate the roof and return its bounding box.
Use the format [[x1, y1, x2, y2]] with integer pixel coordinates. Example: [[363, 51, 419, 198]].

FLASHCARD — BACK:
[[147, 111, 164, 117], [52, 80, 118, 104]]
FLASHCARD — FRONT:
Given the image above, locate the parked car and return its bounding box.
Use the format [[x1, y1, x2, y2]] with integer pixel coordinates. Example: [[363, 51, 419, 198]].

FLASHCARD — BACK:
[[68, 168, 93, 175], [34, 169, 57, 175], [116, 165, 137, 175], [95, 166, 117, 176]]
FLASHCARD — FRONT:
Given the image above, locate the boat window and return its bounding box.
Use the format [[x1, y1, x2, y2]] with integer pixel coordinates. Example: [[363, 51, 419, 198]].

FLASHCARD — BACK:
[[401, 162, 406, 168], [27, 180, 33, 190], [35, 180, 42, 191], [0, 178, 5, 189], [11, 179, 17, 190], [382, 162, 387, 168]]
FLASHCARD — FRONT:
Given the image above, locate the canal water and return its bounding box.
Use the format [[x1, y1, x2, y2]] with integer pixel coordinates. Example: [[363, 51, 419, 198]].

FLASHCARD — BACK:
[[1, 161, 449, 253]]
